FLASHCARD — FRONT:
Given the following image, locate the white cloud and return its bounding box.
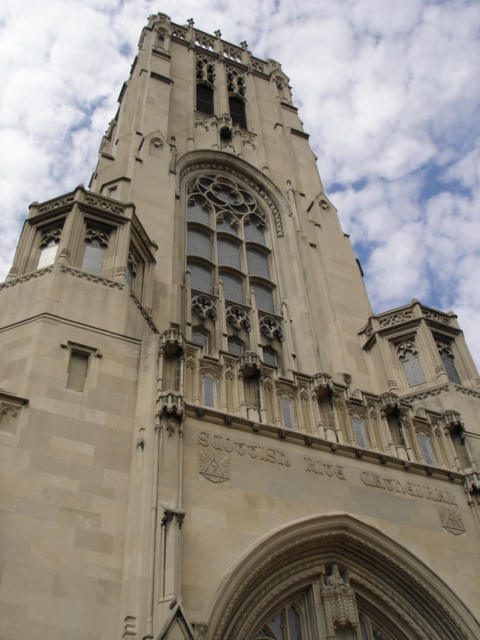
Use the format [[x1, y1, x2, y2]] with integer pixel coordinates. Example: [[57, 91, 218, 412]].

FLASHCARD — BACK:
[[0, 0, 478, 370]]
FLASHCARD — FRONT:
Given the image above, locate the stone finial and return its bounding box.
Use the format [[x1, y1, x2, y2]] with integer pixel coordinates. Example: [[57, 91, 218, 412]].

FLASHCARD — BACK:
[[241, 41, 248, 50], [187, 18, 194, 27], [214, 30, 222, 39]]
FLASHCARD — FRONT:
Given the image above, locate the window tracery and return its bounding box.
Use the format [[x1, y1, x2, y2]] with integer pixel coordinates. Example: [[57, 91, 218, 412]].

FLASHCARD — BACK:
[[82, 229, 110, 274], [186, 175, 276, 308], [37, 228, 62, 269]]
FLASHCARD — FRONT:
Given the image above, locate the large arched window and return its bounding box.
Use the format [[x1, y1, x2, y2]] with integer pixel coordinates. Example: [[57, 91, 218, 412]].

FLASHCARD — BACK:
[[186, 175, 277, 312]]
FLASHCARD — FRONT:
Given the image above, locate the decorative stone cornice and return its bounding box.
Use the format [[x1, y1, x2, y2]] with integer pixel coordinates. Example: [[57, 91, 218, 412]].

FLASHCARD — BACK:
[[0, 265, 53, 291]]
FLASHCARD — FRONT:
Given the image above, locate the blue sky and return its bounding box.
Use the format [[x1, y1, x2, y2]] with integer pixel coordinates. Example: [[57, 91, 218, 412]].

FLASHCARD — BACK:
[[0, 0, 479, 366]]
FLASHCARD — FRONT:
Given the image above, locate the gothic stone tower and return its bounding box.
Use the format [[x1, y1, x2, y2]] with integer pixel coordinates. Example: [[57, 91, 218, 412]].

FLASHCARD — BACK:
[[1, 12, 480, 640]]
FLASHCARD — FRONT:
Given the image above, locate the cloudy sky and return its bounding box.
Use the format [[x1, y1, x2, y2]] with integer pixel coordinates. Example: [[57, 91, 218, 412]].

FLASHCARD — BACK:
[[1, 0, 479, 366]]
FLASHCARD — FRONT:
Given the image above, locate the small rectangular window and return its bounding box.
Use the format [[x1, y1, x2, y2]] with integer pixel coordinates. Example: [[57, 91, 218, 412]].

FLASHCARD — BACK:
[[418, 435, 436, 466], [352, 417, 369, 449], [67, 351, 89, 392], [203, 377, 217, 408], [280, 398, 295, 430]]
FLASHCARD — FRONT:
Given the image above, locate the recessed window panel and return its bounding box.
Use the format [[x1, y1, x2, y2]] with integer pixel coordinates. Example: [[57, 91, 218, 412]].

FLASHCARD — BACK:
[[82, 240, 105, 274], [247, 248, 270, 279], [221, 271, 244, 304], [217, 238, 241, 269], [263, 347, 277, 367], [245, 215, 265, 245], [352, 417, 369, 449], [187, 229, 211, 260], [187, 199, 211, 226], [280, 398, 295, 430], [251, 283, 274, 313], [203, 377, 216, 408], [229, 96, 247, 129], [418, 435, 436, 466], [228, 336, 243, 356], [192, 328, 208, 348], [189, 262, 212, 293], [196, 83, 214, 116], [67, 351, 89, 392]]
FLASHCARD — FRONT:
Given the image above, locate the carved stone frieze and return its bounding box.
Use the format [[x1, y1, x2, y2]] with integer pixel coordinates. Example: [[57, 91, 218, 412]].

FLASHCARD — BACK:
[[37, 195, 75, 214], [226, 305, 250, 330], [84, 195, 125, 215], [378, 310, 414, 328], [60, 265, 124, 289], [422, 308, 450, 324], [0, 265, 54, 292], [259, 315, 283, 341]]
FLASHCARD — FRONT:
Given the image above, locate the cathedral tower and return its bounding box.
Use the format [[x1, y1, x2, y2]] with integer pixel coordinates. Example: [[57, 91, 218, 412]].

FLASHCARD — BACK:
[[1, 13, 479, 640]]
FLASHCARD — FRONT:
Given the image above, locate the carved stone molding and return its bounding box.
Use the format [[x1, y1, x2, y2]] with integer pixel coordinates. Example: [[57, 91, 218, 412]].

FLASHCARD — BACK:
[[259, 315, 283, 341], [60, 265, 125, 289], [192, 294, 217, 320], [37, 195, 75, 215], [84, 194, 125, 215], [226, 305, 250, 330], [179, 162, 285, 237], [0, 265, 53, 292]]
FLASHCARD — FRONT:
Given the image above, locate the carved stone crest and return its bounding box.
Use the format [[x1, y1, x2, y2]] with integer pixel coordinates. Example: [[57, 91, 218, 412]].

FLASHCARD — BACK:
[[437, 506, 465, 535], [199, 448, 230, 483]]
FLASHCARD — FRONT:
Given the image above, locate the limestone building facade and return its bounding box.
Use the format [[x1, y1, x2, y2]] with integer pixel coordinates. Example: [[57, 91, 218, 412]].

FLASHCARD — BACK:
[[1, 12, 480, 640]]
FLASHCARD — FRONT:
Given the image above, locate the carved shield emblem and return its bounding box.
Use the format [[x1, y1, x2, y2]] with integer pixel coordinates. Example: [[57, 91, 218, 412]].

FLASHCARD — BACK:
[[199, 448, 230, 483], [437, 505, 466, 535]]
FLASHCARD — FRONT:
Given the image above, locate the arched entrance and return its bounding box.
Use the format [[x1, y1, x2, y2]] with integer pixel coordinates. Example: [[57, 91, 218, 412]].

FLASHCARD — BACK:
[[206, 514, 478, 640]]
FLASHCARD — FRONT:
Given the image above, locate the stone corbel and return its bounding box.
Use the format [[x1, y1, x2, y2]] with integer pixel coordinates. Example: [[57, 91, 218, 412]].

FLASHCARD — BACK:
[[239, 351, 261, 376], [157, 392, 185, 421], [160, 327, 185, 355]]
